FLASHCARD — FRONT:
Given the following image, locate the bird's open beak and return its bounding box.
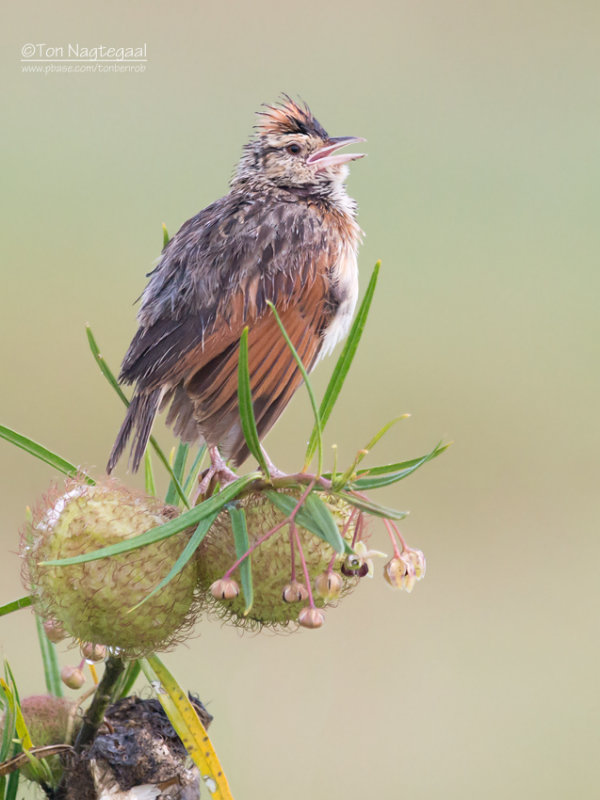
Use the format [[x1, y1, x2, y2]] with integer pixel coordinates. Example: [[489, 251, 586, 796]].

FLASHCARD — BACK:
[[307, 136, 366, 170]]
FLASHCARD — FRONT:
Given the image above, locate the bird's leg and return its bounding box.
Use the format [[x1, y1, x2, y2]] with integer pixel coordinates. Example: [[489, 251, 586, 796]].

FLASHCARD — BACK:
[[197, 445, 238, 496], [260, 446, 287, 480]]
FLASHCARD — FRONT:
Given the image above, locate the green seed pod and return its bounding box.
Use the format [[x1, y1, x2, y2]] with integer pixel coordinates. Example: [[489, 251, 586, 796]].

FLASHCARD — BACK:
[[196, 490, 361, 629], [22, 478, 199, 657], [0, 695, 80, 785]]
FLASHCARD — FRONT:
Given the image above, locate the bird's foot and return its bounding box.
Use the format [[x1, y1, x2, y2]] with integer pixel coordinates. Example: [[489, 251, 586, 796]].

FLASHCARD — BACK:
[[260, 447, 333, 491], [196, 446, 238, 498]]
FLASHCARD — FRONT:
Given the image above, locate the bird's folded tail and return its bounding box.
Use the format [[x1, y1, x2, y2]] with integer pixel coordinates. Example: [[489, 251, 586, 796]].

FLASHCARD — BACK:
[[106, 389, 162, 474]]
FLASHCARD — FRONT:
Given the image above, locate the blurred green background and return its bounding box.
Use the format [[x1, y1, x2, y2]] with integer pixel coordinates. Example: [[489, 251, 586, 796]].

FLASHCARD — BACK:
[[2, 1, 599, 797]]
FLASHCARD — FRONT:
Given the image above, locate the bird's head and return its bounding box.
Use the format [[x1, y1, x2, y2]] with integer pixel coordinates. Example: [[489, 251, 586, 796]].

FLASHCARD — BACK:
[[232, 96, 365, 193]]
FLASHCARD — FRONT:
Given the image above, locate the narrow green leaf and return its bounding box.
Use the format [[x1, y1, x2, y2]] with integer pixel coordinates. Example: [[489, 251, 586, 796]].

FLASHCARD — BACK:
[[264, 490, 309, 526], [113, 660, 142, 702], [264, 490, 344, 554], [41, 472, 261, 567], [237, 328, 270, 477], [364, 414, 410, 452], [144, 451, 156, 496], [5, 770, 19, 800], [3, 664, 21, 709], [34, 616, 62, 698], [335, 414, 410, 488], [151, 451, 190, 508], [324, 442, 450, 481], [302, 493, 345, 554], [165, 443, 189, 505], [0, 597, 32, 618], [0, 426, 94, 484], [336, 492, 408, 520], [128, 511, 218, 611], [352, 441, 450, 481], [228, 505, 253, 614], [86, 325, 130, 405], [330, 444, 339, 484], [305, 261, 380, 464], [162, 223, 170, 249], [266, 301, 323, 475], [0, 683, 15, 761], [0, 669, 27, 792], [351, 467, 427, 490], [351, 446, 444, 489], [86, 325, 190, 508], [183, 445, 207, 499]]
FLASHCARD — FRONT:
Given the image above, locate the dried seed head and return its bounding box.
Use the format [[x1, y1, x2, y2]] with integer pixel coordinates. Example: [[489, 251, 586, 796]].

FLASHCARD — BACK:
[[61, 665, 85, 690], [0, 695, 80, 785], [282, 581, 309, 603], [22, 477, 200, 657], [314, 571, 344, 600], [298, 607, 325, 629], [209, 578, 240, 600], [80, 642, 107, 662]]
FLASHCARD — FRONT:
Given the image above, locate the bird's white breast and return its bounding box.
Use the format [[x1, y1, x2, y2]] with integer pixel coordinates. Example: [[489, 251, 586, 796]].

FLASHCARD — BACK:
[[320, 242, 359, 359]]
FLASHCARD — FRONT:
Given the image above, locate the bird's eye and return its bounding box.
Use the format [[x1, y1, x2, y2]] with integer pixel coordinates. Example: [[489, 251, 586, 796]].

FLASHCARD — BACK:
[[287, 143, 301, 155]]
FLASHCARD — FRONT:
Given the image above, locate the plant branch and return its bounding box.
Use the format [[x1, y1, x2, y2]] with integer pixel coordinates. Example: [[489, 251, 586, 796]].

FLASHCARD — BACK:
[[73, 655, 126, 752]]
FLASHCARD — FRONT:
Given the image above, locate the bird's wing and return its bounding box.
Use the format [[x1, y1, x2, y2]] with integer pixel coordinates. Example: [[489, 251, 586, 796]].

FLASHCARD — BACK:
[[109, 194, 345, 470], [120, 194, 339, 390], [176, 258, 333, 464]]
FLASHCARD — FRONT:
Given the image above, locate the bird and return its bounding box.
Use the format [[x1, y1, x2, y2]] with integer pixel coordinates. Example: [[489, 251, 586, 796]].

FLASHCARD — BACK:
[[106, 96, 365, 484]]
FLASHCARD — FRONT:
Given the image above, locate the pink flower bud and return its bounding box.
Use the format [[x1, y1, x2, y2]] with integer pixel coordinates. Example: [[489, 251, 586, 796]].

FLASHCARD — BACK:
[[281, 581, 309, 603], [61, 665, 85, 690], [298, 607, 325, 629], [80, 642, 107, 662], [314, 571, 343, 600], [209, 578, 240, 600]]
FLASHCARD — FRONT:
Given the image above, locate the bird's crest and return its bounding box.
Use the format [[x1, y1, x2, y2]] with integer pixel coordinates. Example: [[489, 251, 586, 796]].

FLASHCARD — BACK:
[[256, 95, 328, 139]]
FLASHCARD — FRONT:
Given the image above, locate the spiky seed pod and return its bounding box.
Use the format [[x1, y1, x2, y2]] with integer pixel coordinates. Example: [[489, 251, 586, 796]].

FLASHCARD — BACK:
[[196, 490, 361, 629], [22, 477, 199, 657], [0, 695, 80, 785]]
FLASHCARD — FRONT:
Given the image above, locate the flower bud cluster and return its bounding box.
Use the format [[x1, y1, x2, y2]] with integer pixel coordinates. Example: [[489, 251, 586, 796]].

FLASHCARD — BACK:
[[384, 548, 426, 593]]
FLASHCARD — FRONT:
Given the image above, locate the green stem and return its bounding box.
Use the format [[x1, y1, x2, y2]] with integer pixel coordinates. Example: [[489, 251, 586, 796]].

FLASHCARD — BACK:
[[73, 655, 126, 752]]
